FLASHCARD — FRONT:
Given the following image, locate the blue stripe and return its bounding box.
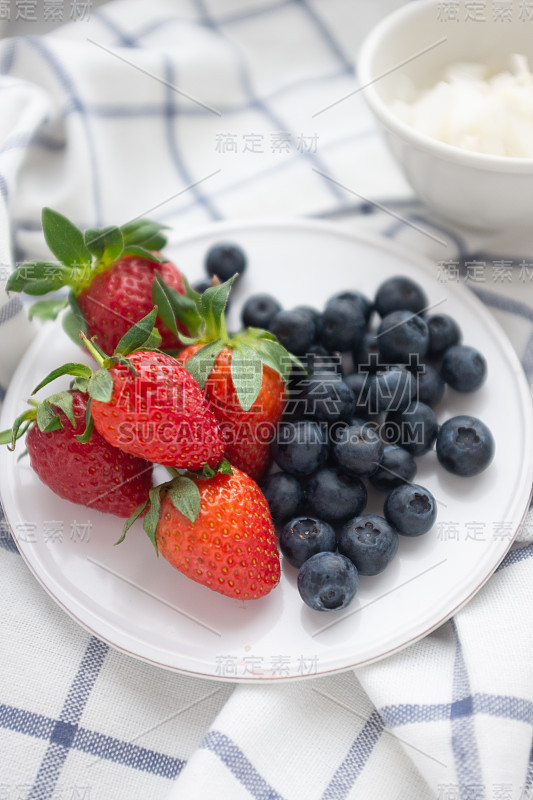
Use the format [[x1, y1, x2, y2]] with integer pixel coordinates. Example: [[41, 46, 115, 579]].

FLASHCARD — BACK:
[[0, 173, 9, 202], [201, 731, 285, 800], [162, 56, 221, 220], [380, 701, 451, 726], [193, 0, 346, 206], [497, 543, 533, 572], [0, 38, 17, 74], [0, 296, 23, 325], [299, 0, 353, 72], [73, 727, 185, 778], [474, 693, 533, 725], [449, 620, 484, 793], [91, 8, 139, 47], [321, 711, 384, 800], [23, 38, 102, 225], [0, 699, 185, 779], [380, 691, 533, 728], [521, 328, 533, 380], [470, 285, 533, 323], [27, 637, 108, 800], [523, 738, 533, 798]]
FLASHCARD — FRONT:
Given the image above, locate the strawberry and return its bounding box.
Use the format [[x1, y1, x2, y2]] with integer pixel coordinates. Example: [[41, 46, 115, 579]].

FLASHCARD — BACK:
[[155, 276, 301, 483], [0, 390, 153, 517], [6, 208, 188, 354], [31, 309, 226, 471], [178, 343, 285, 482], [121, 464, 280, 600]]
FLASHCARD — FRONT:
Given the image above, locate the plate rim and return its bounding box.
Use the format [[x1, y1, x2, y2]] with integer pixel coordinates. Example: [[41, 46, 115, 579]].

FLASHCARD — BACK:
[[1, 216, 532, 682]]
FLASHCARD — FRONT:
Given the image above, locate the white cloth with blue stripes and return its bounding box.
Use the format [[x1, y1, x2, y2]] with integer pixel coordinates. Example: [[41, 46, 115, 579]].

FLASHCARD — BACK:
[[0, 2, 532, 800]]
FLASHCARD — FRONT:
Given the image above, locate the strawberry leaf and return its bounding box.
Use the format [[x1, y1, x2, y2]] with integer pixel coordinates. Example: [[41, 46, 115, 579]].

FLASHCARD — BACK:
[[199, 275, 235, 339], [168, 476, 200, 523], [6, 261, 72, 295], [42, 207, 91, 271], [121, 219, 168, 248], [32, 363, 93, 395], [62, 292, 88, 347], [85, 225, 123, 265], [230, 343, 263, 412], [183, 339, 225, 389], [116, 498, 150, 545], [28, 298, 69, 322], [122, 245, 166, 264], [152, 273, 202, 335], [47, 391, 76, 427], [143, 485, 163, 551], [71, 376, 89, 393], [1, 409, 36, 450], [36, 401, 63, 433], [87, 368, 113, 402], [217, 458, 233, 475], [113, 307, 159, 356], [75, 397, 94, 443]]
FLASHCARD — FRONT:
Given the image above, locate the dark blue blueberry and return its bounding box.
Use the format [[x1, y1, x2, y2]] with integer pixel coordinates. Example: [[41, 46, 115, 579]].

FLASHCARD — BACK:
[[297, 552, 359, 611], [261, 472, 304, 525], [343, 371, 373, 418], [353, 332, 380, 373], [412, 363, 445, 407], [306, 467, 367, 523], [441, 345, 487, 393], [384, 483, 437, 536], [319, 298, 366, 353], [427, 314, 461, 356], [436, 415, 495, 477], [328, 290, 373, 324], [366, 366, 416, 414], [303, 345, 343, 375], [241, 293, 282, 329], [332, 421, 384, 477], [301, 373, 355, 423], [338, 514, 399, 576], [374, 276, 428, 317], [295, 306, 322, 340], [280, 516, 336, 568], [205, 242, 247, 282], [369, 445, 417, 491], [271, 420, 329, 476], [269, 308, 316, 355], [377, 311, 430, 364], [382, 402, 438, 456]]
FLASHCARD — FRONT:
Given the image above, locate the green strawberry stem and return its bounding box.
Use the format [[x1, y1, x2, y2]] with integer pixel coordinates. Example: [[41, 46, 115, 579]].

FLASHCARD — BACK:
[[0, 390, 77, 450]]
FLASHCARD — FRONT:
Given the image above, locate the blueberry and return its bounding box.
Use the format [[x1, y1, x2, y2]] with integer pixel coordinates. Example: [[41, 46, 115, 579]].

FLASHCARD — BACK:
[[377, 311, 430, 364], [320, 298, 366, 353], [306, 467, 367, 523], [369, 445, 417, 491], [301, 373, 355, 423], [427, 314, 461, 356], [436, 415, 495, 477], [295, 306, 323, 340], [353, 332, 380, 372], [382, 402, 438, 456], [412, 363, 445, 407], [328, 290, 373, 324], [297, 552, 359, 612], [241, 293, 282, 329], [367, 365, 416, 414], [333, 421, 384, 477], [269, 308, 316, 355], [343, 371, 373, 418], [205, 242, 247, 282], [338, 514, 399, 576], [261, 472, 304, 525], [384, 483, 437, 536], [441, 345, 487, 393], [302, 345, 342, 375], [280, 516, 336, 568], [374, 276, 428, 317], [271, 420, 329, 476]]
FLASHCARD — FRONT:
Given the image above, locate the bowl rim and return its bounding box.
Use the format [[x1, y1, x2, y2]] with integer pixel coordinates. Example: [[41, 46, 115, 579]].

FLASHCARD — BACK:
[[358, 0, 533, 174]]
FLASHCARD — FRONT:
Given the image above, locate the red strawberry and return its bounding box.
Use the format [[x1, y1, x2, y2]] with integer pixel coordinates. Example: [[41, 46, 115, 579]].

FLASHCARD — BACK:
[[77, 254, 186, 355], [152, 466, 280, 600], [178, 344, 285, 482], [89, 350, 225, 469], [6, 208, 188, 354], [2, 390, 153, 517]]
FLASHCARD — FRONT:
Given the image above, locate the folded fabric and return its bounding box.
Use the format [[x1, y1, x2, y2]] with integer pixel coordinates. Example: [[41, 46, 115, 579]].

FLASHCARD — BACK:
[[0, 3, 532, 800]]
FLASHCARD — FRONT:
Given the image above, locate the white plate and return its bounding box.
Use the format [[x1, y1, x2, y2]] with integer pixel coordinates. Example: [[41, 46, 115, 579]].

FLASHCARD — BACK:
[[1, 218, 532, 682]]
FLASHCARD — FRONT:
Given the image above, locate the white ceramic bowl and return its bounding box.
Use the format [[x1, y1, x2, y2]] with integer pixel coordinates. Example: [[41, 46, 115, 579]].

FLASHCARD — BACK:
[[358, 0, 533, 231]]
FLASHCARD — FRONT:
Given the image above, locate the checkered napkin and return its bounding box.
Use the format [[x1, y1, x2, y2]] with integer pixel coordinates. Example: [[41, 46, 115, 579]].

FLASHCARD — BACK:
[[0, 2, 532, 799]]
